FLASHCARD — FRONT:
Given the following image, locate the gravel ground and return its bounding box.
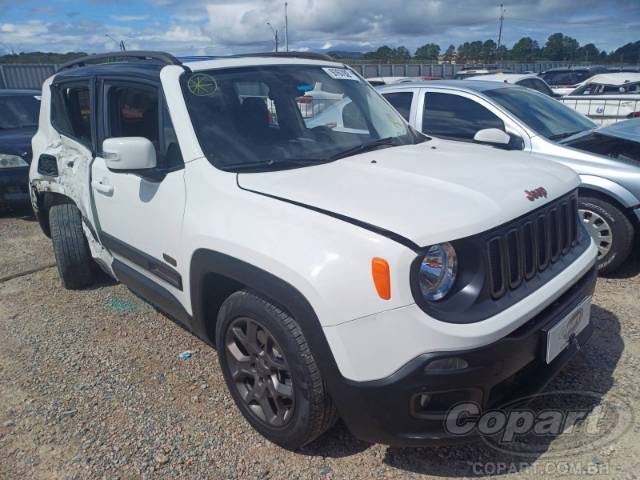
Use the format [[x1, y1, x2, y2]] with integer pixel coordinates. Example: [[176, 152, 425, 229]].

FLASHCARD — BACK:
[[2, 209, 640, 479]]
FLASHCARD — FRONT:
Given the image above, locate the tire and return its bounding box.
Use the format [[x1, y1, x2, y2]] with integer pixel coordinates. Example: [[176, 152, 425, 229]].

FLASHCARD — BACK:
[[579, 195, 635, 275], [49, 202, 95, 289], [216, 290, 338, 449]]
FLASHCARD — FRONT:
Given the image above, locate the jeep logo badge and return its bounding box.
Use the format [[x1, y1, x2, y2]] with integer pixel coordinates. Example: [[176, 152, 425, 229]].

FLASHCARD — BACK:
[[525, 187, 548, 202]]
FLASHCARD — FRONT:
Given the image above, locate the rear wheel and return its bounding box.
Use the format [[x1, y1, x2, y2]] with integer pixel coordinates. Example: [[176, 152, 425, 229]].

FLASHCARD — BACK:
[[216, 290, 337, 449], [578, 195, 634, 275], [49, 202, 96, 289]]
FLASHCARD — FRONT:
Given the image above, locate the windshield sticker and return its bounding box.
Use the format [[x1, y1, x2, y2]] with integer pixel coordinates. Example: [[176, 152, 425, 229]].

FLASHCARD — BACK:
[[187, 73, 219, 96], [322, 67, 359, 81], [297, 84, 313, 92]]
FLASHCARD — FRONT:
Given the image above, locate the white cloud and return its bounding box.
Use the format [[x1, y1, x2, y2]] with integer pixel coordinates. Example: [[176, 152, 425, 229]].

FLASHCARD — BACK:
[[1, 0, 637, 55], [110, 15, 151, 21]]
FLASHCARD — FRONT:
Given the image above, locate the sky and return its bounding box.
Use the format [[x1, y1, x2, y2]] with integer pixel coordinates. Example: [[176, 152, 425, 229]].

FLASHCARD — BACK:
[[0, 0, 638, 56]]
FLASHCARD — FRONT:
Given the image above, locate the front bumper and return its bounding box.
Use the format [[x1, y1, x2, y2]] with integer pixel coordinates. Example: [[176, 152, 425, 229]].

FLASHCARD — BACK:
[[0, 167, 30, 204], [331, 265, 597, 446]]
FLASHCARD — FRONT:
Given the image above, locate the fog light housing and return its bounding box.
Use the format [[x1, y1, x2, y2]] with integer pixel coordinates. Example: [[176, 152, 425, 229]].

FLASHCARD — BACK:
[[424, 357, 469, 373]]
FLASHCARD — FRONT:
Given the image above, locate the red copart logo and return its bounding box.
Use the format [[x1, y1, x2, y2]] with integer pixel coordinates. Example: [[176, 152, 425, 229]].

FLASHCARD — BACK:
[[525, 187, 548, 201]]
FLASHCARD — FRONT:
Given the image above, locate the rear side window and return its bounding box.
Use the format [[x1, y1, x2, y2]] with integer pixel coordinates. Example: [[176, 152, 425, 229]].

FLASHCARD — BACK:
[[518, 79, 554, 97], [383, 92, 413, 121], [51, 84, 92, 145], [422, 92, 504, 140]]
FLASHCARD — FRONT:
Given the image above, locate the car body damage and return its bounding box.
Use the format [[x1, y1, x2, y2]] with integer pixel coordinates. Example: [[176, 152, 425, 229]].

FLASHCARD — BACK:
[[29, 78, 114, 275]]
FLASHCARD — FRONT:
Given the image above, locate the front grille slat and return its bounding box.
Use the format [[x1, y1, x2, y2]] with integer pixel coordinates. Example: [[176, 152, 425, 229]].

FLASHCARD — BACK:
[[485, 192, 580, 300]]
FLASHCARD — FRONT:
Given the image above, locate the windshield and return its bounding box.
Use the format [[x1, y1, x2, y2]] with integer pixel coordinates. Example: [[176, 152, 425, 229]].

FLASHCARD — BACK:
[[484, 87, 595, 140], [0, 95, 40, 129], [541, 71, 592, 86], [571, 82, 640, 96], [181, 65, 419, 171]]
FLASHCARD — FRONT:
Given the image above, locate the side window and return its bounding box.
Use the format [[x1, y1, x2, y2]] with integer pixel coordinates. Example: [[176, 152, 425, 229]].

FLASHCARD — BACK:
[[107, 85, 159, 144], [105, 84, 183, 168], [382, 92, 413, 121], [422, 92, 504, 140], [51, 83, 92, 145], [519, 79, 553, 96]]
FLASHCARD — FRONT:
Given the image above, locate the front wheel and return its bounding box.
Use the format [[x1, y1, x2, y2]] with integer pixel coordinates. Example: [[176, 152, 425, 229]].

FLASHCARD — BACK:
[[578, 195, 635, 275], [216, 290, 337, 449]]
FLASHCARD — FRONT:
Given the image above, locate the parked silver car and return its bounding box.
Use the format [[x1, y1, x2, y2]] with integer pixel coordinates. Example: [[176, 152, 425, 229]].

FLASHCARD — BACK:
[[378, 80, 640, 273]]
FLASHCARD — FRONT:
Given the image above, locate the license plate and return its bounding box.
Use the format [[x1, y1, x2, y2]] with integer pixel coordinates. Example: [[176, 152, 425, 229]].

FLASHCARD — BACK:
[[545, 297, 591, 364]]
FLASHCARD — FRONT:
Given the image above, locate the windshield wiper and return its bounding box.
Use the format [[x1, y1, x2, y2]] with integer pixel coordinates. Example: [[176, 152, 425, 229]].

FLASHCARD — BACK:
[[227, 158, 329, 172], [549, 130, 586, 141], [329, 137, 400, 161]]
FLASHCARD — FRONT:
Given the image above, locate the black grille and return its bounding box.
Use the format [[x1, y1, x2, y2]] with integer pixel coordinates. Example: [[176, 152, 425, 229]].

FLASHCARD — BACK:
[[486, 192, 580, 299]]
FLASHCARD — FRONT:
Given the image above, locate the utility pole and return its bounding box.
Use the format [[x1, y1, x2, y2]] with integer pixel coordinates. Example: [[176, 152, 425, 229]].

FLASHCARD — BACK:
[[497, 4, 506, 59], [284, 2, 289, 52], [105, 34, 126, 52], [266, 22, 279, 52]]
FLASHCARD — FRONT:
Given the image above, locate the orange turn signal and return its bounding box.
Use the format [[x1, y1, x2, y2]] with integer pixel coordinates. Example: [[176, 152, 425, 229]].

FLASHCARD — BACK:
[[371, 257, 391, 300]]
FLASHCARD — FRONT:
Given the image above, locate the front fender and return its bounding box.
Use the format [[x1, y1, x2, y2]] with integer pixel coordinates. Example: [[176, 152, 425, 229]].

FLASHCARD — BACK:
[[579, 174, 640, 208]]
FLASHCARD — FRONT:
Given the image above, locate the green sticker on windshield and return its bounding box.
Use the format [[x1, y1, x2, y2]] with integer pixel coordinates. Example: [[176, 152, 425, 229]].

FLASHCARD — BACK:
[[188, 73, 218, 96]]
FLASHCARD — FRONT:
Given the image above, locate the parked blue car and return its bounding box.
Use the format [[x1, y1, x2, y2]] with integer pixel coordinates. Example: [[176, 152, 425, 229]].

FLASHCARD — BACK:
[[0, 90, 40, 207]]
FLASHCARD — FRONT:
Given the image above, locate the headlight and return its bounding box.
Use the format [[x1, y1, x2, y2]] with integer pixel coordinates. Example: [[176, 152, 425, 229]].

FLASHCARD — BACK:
[[0, 154, 28, 168], [418, 243, 458, 301]]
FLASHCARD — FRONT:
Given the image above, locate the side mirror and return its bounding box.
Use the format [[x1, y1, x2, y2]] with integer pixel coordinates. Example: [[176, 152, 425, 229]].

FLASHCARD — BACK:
[[102, 137, 157, 171], [473, 128, 511, 146]]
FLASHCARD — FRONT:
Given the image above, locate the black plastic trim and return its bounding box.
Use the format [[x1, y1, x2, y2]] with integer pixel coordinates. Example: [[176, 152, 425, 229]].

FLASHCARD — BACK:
[[330, 265, 597, 446], [113, 259, 191, 326], [37, 154, 59, 177], [101, 232, 182, 290]]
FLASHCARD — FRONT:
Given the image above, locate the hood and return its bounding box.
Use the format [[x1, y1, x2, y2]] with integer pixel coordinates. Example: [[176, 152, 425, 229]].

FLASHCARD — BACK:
[[238, 138, 580, 247], [0, 127, 36, 162], [596, 118, 640, 143]]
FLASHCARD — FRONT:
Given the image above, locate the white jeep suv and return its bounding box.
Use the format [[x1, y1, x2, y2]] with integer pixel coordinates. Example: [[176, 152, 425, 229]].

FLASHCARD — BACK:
[[29, 51, 598, 449]]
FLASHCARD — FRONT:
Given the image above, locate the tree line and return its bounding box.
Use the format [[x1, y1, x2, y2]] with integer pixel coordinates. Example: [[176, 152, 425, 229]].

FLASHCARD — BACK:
[[356, 35, 640, 64]]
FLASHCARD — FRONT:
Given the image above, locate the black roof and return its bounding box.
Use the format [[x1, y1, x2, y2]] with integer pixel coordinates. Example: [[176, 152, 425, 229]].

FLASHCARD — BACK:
[[54, 62, 164, 83], [52, 50, 337, 82]]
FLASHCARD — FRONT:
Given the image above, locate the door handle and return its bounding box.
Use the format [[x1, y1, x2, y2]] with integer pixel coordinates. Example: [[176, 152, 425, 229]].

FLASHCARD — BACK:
[[91, 180, 114, 195]]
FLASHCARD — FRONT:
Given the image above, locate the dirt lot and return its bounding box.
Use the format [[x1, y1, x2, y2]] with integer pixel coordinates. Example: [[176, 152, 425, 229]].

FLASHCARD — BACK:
[[2, 208, 640, 480]]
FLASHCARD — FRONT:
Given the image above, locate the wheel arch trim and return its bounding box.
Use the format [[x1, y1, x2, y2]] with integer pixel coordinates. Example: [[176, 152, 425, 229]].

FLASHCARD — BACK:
[[189, 249, 344, 384], [579, 175, 640, 209]]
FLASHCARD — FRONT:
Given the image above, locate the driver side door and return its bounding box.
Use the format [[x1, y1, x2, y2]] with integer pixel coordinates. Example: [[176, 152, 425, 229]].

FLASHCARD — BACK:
[[91, 79, 188, 309]]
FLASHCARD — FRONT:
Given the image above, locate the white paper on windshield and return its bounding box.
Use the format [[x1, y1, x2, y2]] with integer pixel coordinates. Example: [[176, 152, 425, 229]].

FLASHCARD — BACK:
[[322, 67, 360, 81]]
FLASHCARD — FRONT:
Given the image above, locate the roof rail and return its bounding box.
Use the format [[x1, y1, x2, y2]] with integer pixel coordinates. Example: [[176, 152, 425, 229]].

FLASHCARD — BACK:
[[58, 51, 182, 71], [227, 51, 336, 62]]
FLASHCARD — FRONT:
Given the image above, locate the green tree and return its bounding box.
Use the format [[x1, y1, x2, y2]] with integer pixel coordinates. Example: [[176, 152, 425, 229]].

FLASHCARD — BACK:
[[394, 46, 411, 60], [577, 43, 600, 62], [543, 33, 579, 61], [510, 37, 540, 62], [481, 39, 497, 63], [414, 43, 441, 60], [443, 44, 456, 61], [609, 41, 640, 64]]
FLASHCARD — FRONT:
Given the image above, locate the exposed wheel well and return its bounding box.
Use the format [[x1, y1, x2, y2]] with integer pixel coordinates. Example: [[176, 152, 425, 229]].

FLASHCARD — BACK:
[[200, 272, 245, 342], [35, 192, 75, 238]]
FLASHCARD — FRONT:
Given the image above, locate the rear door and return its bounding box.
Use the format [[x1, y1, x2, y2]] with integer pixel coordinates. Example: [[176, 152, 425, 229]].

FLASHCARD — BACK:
[[91, 79, 188, 305]]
